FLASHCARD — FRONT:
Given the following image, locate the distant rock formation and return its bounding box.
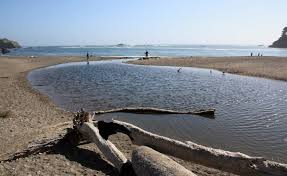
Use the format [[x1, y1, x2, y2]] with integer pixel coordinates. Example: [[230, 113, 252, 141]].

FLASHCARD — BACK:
[[0, 38, 21, 54], [270, 27, 287, 48], [116, 43, 128, 47], [1, 48, 10, 54]]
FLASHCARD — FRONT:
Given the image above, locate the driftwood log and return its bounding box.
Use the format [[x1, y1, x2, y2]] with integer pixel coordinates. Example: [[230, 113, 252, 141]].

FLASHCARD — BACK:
[[96, 120, 287, 176], [132, 146, 196, 176], [74, 110, 196, 175], [3, 109, 286, 176], [73, 113, 129, 173], [73, 109, 287, 176], [94, 107, 215, 118]]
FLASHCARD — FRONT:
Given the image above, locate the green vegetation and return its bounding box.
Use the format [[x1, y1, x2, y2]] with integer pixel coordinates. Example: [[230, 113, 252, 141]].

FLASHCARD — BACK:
[[0, 38, 21, 49], [270, 27, 287, 48]]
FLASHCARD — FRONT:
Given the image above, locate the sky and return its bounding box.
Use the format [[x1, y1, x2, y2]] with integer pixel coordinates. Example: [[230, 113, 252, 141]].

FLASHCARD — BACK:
[[1, 0, 286, 46]]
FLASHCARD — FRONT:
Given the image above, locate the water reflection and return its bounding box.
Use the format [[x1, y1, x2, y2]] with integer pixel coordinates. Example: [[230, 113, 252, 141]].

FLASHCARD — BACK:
[[28, 60, 287, 163]]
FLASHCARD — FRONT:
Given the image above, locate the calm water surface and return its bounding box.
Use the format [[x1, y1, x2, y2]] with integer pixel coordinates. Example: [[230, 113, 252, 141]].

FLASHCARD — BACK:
[[28, 60, 287, 163]]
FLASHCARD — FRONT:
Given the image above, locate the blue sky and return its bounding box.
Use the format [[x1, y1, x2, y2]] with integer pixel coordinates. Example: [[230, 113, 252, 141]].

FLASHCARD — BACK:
[[1, 0, 286, 46]]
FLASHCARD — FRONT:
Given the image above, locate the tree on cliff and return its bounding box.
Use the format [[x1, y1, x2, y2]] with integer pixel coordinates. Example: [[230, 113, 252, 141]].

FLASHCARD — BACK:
[[270, 26, 287, 48], [0, 38, 21, 49], [283, 27, 287, 36], [0, 38, 21, 54]]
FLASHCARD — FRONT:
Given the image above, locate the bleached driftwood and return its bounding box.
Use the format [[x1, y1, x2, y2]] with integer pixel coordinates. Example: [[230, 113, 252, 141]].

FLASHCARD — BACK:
[[97, 120, 287, 176], [73, 114, 128, 172], [94, 107, 215, 117], [77, 122, 128, 171], [74, 109, 195, 175], [132, 146, 197, 176]]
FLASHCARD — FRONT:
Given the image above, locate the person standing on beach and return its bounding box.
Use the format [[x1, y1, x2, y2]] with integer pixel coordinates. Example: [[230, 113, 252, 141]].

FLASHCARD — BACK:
[[86, 52, 90, 64], [145, 50, 149, 58]]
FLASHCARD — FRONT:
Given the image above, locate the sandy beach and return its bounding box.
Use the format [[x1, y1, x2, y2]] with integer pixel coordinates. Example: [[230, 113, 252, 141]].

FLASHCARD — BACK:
[[129, 56, 287, 81], [0, 56, 235, 176], [2, 0, 287, 175]]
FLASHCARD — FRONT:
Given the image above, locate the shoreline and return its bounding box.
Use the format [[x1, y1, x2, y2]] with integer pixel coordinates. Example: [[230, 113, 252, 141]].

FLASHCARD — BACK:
[[0, 56, 233, 175], [0, 56, 115, 157], [128, 56, 287, 82], [0, 56, 126, 175]]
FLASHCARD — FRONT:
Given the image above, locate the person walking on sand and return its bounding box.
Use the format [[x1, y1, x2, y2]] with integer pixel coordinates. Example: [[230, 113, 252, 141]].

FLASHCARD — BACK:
[[250, 52, 253, 57], [86, 52, 90, 64]]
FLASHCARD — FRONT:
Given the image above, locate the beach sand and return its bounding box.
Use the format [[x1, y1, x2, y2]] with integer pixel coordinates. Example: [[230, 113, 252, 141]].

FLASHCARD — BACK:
[[0, 56, 234, 175], [129, 56, 287, 81]]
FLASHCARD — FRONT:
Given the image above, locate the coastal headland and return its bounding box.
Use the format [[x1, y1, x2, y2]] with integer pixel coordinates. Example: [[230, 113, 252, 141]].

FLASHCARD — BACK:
[[0, 56, 237, 176], [128, 56, 287, 81]]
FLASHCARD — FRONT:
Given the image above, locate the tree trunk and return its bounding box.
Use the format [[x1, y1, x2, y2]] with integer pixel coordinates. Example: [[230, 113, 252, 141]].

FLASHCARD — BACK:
[[76, 122, 128, 171], [132, 146, 197, 176], [97, 120, 287, 176], [94, 107, 215, 118]]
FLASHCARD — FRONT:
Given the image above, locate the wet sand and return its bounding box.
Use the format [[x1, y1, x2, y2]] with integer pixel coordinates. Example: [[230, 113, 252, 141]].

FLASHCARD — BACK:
[[0, 56, 234, 175], [129, 56, 287, 81]]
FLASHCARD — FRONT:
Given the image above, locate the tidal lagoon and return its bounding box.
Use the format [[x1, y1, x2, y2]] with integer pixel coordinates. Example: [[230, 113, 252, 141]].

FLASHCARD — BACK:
[[28, 59, 287, 163]]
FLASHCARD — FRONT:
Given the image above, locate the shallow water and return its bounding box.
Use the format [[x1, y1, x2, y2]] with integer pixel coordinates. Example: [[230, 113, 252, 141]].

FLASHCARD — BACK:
[[28, 60, 287, 163]]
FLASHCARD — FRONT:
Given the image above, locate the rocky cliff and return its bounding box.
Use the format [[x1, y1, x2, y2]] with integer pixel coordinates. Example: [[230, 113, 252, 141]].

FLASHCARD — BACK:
[[270, 27, 287, 48]]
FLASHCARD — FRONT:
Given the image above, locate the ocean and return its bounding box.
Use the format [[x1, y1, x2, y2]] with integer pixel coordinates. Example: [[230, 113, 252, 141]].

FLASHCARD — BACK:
[[6, 44, 287, 57]]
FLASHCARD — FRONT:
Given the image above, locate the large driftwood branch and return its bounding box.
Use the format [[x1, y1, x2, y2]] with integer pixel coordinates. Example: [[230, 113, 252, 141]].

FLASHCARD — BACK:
[[97, 120, 287, 176], [73, 110, 134, 175], [185, 141, 287, 176], [77, 122, 128, 171], [132, 146, 197, 176], [74, 109, 197, 175], [94, 107, 215, 118]]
